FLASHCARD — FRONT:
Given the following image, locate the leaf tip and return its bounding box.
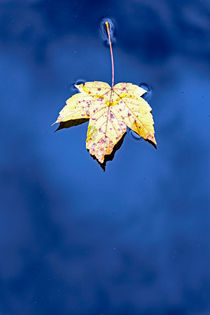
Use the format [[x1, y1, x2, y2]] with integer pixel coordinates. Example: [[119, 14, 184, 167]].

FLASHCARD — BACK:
[[75, 83, 84, 92], [51, 115, 63, 127], [147, 135, 157, 148]]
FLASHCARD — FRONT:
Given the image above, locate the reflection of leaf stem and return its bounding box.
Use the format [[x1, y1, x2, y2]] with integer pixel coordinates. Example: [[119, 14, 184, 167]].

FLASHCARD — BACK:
[[105, 22, 114, 88]]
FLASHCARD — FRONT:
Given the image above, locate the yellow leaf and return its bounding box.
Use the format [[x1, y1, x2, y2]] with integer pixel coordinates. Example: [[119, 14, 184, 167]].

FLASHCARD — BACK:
[[54, 81, 156, 164], [53, 21, 156, 166]]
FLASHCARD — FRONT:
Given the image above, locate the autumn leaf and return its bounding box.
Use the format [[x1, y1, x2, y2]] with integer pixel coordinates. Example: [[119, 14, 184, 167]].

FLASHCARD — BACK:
[[53, 22, 156, 165]]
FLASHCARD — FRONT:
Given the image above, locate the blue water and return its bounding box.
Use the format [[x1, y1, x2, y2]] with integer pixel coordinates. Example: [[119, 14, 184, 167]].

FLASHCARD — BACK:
[[0, 1, 210, 314]]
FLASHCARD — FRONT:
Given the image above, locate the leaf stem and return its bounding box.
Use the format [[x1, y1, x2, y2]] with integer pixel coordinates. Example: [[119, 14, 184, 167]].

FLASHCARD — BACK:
[[105, 21, 114, 88]]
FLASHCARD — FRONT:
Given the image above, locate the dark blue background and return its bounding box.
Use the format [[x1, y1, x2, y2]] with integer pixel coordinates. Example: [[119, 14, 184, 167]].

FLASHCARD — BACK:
[[1, 0, 210, 314]]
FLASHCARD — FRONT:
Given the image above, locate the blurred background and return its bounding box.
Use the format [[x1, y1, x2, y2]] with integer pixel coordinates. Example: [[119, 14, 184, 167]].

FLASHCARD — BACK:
[[0, 0, 210, 314]]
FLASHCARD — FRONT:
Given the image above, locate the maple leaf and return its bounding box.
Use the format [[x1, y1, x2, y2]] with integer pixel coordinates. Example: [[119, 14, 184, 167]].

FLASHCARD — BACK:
[[53, 22, 156, 165]]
